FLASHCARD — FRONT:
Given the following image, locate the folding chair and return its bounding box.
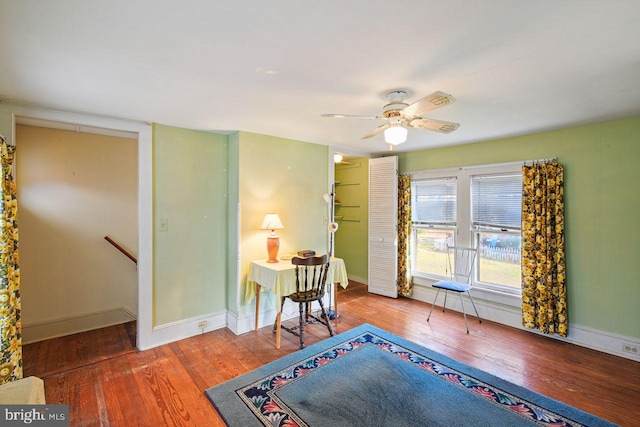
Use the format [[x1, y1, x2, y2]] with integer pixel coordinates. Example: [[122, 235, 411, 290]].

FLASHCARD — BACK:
[[427, 246, 482, 333]]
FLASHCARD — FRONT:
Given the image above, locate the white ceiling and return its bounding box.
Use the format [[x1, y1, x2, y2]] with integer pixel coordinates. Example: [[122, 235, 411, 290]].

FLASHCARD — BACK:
[[1, 1, 639, 155]]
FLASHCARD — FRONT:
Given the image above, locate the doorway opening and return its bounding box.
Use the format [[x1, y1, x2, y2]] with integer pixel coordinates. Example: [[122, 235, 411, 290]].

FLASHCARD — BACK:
[[15, 117, 140, 372]]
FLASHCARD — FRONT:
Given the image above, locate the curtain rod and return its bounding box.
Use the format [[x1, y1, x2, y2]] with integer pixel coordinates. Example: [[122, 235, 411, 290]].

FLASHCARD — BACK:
[[522, 157, 558, 166]]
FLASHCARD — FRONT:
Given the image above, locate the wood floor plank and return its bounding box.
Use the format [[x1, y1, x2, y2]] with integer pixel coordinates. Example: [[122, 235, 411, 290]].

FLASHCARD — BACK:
[[23, 281, 640, 426], [23, 322, 138, 378]]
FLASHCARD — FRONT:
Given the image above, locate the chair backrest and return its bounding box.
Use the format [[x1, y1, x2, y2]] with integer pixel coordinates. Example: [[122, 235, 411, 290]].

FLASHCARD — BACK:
[[291, 254, 330, 299], [446, 246, 477, 284]]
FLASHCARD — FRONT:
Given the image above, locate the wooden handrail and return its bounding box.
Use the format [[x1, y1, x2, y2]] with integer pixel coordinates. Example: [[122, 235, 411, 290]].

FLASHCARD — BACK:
[[104, 236, 137, 265]]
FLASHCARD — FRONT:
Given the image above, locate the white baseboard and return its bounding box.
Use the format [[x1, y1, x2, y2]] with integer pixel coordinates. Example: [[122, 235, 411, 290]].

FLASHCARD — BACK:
[[229, 298, 331, 336], [347, 274, 368, 285], [22, 307, 136, 344], [411, 284, 522, 326], [556, 324, 640, 362], [146, 310, 227, 349], [410, 283, 640, 362]]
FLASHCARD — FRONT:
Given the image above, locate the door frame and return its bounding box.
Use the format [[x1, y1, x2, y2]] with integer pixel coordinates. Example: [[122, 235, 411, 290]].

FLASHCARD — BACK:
[[1, 103, 154, 350]]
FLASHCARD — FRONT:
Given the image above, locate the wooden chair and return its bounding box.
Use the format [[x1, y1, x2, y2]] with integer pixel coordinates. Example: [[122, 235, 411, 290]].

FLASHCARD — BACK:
[[274, 254, 334, 349], [427, 246, 482, 333]]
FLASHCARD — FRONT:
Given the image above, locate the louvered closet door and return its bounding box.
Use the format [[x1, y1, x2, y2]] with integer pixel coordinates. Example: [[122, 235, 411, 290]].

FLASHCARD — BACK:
[[368, 156, 398, 298]]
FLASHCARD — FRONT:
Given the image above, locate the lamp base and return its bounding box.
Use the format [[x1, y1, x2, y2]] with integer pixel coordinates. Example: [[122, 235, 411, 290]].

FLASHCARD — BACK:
[[266, 235, 280, 263]]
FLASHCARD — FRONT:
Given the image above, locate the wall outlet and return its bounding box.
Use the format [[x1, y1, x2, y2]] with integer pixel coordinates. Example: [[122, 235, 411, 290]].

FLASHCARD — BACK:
[[622, 342, 638, 354], [197, 320, 207, 330]]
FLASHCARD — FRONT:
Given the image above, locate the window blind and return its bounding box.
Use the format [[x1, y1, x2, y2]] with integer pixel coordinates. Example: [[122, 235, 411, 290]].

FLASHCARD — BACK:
[[471, 174, 521, 230], [412, 178, 457, 225]]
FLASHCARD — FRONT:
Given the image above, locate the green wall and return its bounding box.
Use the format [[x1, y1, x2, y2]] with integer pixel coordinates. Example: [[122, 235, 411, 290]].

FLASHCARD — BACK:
[[237, 131, 329, 315], [153, 124, 228, 325], [151, 126, 330, 322], [149, 116, 640, 340], [397, 117, 640, 339], [334, 158, 369, 281]]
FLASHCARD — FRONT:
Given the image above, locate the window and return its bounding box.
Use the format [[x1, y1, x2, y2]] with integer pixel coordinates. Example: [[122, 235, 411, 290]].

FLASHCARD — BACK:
[[410, 163, 522, 295], [412, 178, 456, 277], [471, 174, 522, 290]]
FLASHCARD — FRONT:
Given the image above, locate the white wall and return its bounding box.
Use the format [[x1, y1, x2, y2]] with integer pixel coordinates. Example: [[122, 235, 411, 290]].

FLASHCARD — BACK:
[[16, 124, 138, 343]]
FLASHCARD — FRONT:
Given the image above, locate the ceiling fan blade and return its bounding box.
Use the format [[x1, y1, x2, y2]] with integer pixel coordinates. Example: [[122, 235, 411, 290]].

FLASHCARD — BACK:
[[408, 118, 460, 134], [362, 123, 391, 139], [321, 113, 385, 120], [402, 91, 456, 118]]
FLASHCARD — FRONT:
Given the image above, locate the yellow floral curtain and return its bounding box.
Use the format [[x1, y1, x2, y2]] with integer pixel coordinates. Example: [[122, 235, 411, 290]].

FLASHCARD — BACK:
[[521, 160, 567, 337], [397, 174, 413, 297], [0, 134, 21, 384]]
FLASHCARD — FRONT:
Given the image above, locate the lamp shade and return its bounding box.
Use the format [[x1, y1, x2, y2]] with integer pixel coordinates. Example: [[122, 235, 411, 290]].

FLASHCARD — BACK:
[[260, 213, 284, 231], [384, 126, 408, 145]]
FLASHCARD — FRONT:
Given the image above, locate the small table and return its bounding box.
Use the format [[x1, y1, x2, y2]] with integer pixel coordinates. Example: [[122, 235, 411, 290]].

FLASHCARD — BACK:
[[246, 257, 348, 348]]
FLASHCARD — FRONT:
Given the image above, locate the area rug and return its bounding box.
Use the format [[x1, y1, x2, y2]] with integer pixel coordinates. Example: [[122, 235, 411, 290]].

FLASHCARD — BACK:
[[204, 324, 616, 427]]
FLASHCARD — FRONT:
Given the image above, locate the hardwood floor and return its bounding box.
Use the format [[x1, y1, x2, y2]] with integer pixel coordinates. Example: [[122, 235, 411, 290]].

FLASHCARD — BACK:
[[23, 321, 137, 378], [24, 282, 640, 426]]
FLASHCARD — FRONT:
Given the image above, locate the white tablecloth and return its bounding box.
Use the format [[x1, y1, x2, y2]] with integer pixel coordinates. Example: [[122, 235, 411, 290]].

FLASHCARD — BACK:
[[246, 257, 348, 307]]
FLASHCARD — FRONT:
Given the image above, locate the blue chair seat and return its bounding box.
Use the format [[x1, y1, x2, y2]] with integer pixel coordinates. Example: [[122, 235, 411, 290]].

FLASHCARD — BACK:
[[427, 246, 482, 334], [432, 280, 471, 293]]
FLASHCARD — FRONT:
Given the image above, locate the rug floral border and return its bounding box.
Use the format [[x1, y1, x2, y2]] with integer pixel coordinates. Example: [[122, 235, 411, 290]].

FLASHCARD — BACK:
[[236, 331, 585, 427]]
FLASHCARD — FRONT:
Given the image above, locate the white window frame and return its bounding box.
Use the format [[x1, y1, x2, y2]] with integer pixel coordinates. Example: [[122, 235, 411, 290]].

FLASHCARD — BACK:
[[411, 177, 458, 279], [410, 162, 523, 296]]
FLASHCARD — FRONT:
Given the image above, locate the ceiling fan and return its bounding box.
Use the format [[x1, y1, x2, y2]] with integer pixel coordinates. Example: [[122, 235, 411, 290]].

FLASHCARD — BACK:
[[322, 90, 460, 146]]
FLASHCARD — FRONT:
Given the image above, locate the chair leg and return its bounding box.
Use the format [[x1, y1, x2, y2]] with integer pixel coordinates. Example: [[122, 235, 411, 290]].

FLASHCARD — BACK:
[[298, 302, 306, 349], [304, 302, 311, 323], [442, 290, 448, 312], [318, 298, 334, 337], [466, 291, 482, 323], [427, 289, 441, 322], [459, 292, 470, 334]]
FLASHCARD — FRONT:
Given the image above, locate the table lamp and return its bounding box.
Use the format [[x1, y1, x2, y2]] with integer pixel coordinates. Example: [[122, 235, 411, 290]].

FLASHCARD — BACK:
[[260, 213, 284, 263]]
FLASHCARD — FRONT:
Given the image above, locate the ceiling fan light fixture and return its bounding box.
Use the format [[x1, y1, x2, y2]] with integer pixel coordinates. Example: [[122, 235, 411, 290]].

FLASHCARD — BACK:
[[321, 90, 459, 143], [334, 152, 343, 163], [384, 126, 408, 145]]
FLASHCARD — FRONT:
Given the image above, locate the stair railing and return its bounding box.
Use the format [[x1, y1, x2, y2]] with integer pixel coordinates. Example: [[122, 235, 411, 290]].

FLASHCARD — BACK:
[[104, 236, 137, 265]]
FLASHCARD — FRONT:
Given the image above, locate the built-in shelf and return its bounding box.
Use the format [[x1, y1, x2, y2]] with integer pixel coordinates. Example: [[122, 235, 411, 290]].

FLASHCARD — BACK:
[[334, 170, 362, 225], [336, 161, 360, 168]]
